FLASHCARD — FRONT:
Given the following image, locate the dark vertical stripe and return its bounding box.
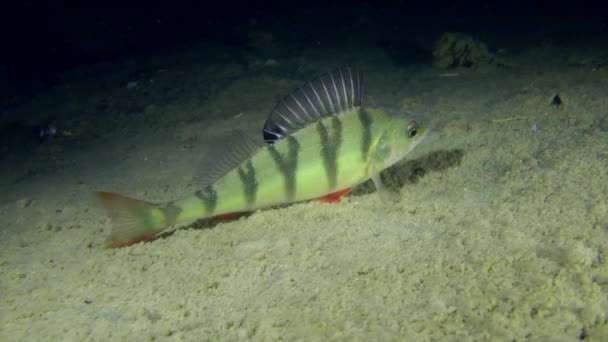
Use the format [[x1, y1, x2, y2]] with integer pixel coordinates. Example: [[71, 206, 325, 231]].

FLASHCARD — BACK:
[[317, 116, 343, 190], [358, 108, 372, 162], [159, 202, 182, 225], [268, 136, 300, 200], [195, 185, 217, 214], [238, 160, 257, 207]]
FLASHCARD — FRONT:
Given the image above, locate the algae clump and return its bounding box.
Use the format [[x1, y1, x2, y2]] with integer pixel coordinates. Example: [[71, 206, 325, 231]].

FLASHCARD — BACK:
[[433, 32, 493, 69]]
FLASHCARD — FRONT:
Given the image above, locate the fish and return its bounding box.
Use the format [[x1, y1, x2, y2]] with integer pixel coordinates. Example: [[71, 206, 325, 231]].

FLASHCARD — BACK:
[[96, 66, 430, 248]]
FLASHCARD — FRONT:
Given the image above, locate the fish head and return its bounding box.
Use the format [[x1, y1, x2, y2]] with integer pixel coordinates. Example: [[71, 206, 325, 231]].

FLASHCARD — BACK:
[[370, 107, 430, 171]]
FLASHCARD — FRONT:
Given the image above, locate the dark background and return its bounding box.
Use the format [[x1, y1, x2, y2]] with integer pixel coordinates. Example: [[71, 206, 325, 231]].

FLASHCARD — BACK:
[[0, 1, 606, 100]]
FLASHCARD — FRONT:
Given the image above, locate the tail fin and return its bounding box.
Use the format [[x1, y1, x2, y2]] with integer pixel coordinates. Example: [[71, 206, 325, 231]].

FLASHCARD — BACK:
[[96, 191, 167, 248]]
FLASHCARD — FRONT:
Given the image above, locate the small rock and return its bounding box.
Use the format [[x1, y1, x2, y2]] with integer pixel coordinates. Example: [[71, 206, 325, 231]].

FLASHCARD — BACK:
[[38, 223, 62, 232], [126, 81, 139, 89], [17, 199, 33, 208], [550, 94, 563, 106], [263, 59, 278, 67]]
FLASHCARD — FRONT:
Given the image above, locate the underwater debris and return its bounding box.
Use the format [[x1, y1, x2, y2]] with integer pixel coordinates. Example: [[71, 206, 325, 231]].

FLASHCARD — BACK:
[[551, 94, 563, 106], [38, 123, 58, 142], [432, 32, 493, 69], [36, 122, 73, 143], [125, 81, 140, 89]]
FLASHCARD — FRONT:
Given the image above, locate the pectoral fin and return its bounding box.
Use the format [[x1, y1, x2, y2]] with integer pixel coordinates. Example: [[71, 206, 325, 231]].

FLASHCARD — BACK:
[[371, 173, 391, 203], [370, 166, 399, 204]]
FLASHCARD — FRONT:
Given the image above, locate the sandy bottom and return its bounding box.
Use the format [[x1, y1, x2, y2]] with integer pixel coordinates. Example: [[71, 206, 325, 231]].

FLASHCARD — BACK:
[[1, 41, 608, 340]]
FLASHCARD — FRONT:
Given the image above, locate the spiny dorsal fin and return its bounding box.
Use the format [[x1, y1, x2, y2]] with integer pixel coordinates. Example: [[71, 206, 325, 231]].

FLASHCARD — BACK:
[[263, 65, 363, 144], [198, 131, 265, 186]]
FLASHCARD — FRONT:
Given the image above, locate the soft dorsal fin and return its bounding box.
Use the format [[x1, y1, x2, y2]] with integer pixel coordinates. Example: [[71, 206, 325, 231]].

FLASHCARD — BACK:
[[263, 65, 363, 144], [198, 131, 265, 186]]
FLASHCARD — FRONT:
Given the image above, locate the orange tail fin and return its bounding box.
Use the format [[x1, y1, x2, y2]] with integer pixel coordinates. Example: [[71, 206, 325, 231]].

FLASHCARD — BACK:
[[96, 191, 166, 248]]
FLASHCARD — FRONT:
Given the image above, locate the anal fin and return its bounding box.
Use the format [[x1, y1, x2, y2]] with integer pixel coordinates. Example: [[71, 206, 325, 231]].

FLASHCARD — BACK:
[[319, 187, 352, 204]]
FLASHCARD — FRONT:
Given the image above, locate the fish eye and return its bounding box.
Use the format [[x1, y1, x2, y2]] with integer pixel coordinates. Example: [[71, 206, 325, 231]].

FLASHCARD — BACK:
[[407, 121, 419, 138]]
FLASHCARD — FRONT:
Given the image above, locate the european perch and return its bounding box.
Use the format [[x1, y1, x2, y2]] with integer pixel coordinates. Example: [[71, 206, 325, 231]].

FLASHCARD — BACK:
[[97, 66, 430, 247]]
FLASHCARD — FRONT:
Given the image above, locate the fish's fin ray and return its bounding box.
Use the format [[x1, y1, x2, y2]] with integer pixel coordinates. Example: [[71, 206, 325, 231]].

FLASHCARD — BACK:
[[96, 191, 166, 248], [371, 173, 399, 204], [198, 131, 264, 186], [263, 65, 363, 144]]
